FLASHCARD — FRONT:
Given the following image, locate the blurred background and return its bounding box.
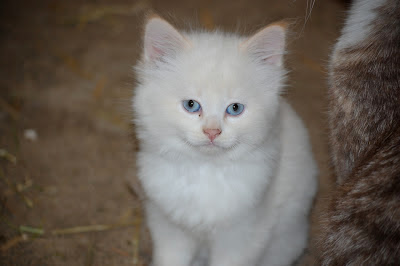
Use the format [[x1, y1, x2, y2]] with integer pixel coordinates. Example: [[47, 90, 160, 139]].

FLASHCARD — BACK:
[[0, 0, 348, 265]]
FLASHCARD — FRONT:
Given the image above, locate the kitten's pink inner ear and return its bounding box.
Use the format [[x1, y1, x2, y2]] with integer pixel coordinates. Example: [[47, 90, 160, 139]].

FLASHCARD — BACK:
[[144, 17, 190, 62], [241, 24, 287, 67]]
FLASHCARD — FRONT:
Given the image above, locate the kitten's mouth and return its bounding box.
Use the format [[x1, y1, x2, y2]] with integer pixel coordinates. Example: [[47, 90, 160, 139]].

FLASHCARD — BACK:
[[199, 139, 223, 148], [183, 138, 235, 151], [195, 142, 221, 149]]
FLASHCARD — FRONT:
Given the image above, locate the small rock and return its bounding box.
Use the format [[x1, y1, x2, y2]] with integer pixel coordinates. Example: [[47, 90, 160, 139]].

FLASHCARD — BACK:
[[24, 129, 38, 141]]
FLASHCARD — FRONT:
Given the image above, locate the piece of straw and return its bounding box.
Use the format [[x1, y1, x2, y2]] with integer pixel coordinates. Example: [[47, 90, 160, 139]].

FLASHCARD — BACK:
[[0, 149, 17, 164], [0, 234, 28, 252], [19, 225, 44, 235]]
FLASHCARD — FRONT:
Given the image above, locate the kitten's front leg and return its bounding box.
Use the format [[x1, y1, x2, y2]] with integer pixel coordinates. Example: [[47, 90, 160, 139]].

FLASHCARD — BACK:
[[209, 218, 269, 266], [209, 238, 264, 266], [146, 202, 198, 266]]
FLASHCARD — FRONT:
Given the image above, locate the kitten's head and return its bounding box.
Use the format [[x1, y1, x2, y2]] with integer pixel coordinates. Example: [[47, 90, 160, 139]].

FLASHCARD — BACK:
[[133, 15, 288, 159]]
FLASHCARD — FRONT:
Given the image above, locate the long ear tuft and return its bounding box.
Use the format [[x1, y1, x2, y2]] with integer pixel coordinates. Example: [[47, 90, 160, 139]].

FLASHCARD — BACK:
[[143, 15, 190, 63], [240, 22, 288, 67]]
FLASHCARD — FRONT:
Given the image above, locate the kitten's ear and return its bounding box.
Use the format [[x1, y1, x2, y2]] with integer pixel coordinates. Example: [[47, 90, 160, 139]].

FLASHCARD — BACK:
[[143, 15, 190, 63], [240, 22, 287, 67]]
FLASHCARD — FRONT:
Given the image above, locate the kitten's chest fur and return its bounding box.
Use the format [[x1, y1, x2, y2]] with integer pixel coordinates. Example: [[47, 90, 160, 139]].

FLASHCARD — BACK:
[[138, 145, 278, 230]]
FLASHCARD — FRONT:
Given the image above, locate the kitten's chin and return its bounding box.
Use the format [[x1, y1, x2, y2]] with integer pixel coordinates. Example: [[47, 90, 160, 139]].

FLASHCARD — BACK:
[[184, 139, 236, 155], [199, 143, 224, 153]]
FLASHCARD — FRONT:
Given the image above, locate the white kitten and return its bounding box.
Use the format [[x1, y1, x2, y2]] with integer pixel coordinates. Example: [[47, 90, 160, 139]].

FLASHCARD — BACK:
[[132, 15, 317, 266]]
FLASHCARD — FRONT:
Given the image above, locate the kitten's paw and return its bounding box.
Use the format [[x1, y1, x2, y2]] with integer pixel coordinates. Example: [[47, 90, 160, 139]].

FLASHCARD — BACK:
[[191, 257, 207, 266]]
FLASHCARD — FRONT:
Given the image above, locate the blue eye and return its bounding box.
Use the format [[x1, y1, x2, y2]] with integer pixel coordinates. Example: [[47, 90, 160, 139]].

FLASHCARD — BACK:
[[226, 103, 244, 116], [183, 100, 201, 113]]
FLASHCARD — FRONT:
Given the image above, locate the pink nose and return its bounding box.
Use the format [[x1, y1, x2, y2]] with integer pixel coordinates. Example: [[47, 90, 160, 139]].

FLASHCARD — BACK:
[[203, 128, 222, 142]]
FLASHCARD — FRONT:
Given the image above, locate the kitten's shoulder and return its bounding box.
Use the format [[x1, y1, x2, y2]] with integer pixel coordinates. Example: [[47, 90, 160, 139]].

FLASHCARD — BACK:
[[280, 99, 311, 145]]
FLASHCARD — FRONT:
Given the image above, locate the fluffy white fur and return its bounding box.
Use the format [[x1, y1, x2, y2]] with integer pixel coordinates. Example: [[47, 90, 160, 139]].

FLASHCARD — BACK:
[[133, 16, 317, 266]]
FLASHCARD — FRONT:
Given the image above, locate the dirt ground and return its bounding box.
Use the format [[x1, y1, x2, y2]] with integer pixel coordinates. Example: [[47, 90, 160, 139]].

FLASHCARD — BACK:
[[0, 0, 346, 265]]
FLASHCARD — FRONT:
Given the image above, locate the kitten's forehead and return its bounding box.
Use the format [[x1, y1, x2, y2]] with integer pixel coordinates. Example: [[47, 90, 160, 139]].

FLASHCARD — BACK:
[[185, 32, 244, 67], [178, 32, 251, 96], [187, 32, 243, 53]]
